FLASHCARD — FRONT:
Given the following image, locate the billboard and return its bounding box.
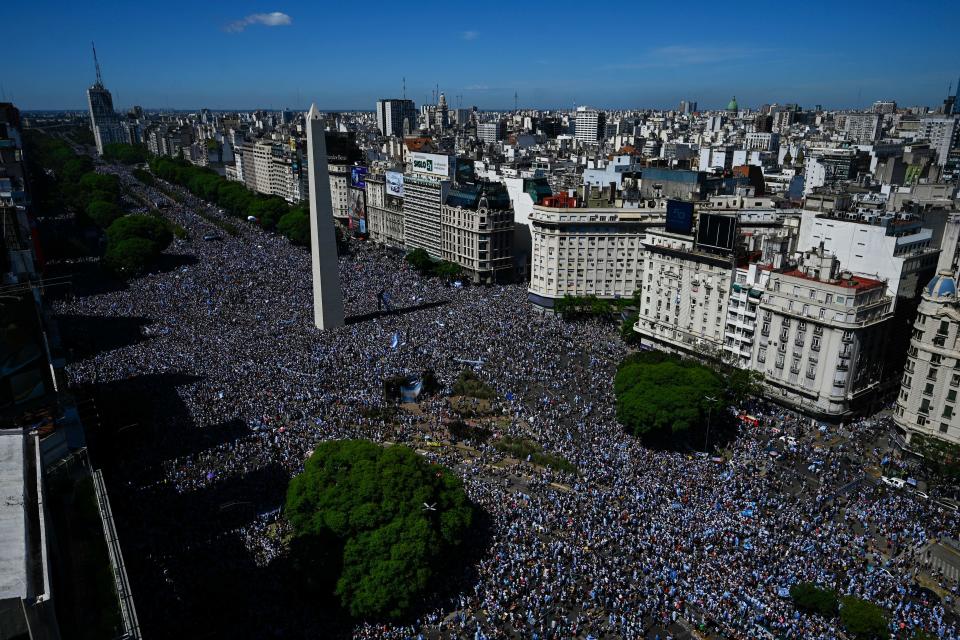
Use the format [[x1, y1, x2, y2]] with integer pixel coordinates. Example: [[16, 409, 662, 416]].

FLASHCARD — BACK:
[[696, 213, 738, 254], [350, 166, 368, 190], [410, 152, 450, 177], [665, 199, 694, 234], [386, 171, 404, 198], [349, 187, 368, 237]]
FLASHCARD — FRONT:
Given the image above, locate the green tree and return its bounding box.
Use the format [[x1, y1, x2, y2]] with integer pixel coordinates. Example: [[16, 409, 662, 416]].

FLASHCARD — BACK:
[[790, 582, 839, 617], [840, 596, 889, 639], [277, 207, 311, 245], [614, 352, 725, 441], [432, 261, 462, 280], [285, 440, 474, 620], [106, 215, 173, 252], [102, 237, 158, 276], [405, 248, 434, 275], [85, 200, 123, 229], [102, 143, 149, 165], [247, 197, 289, 229]]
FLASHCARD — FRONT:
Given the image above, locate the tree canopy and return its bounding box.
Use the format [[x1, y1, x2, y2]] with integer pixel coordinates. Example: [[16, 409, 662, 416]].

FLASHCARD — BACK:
[[277, 207, 311, 246], [614, 351, 725, 442], [790, 582, 839, 618], [285, 440, 474, 620], [840, 595, 889, 639]]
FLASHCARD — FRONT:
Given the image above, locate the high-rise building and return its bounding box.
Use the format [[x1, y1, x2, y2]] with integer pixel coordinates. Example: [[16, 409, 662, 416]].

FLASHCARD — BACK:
[[403, 152, 455, 257], [375, 99, 417, 137], [436, 92, 449, 131], [574, 106, 605, 144], [86, 43, 124, 155], [872, 100, 897, 114], [918, 116, 959, 165], [477, 120, 506, 144], [843, 113, 882, 143]]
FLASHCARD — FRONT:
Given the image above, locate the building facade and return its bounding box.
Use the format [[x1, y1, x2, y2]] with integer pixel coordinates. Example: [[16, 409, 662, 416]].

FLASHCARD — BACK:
[[753, 247, 893, 417], [441, 181, 514, 283], [574, 107, 605, 144], [894, 271, 960, 449], [528, 201, 658, 308]]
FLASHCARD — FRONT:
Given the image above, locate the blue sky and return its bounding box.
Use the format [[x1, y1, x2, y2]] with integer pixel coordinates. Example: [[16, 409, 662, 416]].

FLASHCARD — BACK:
[[6, 0, 960, 111]]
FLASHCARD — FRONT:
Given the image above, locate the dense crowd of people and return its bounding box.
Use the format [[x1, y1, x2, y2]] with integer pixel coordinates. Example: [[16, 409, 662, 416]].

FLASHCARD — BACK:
[[53, 164, 960, 639]]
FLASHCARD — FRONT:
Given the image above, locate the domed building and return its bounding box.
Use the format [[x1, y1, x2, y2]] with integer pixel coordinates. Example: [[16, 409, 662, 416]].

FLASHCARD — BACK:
[[894, 270, 960, 450], [726, 96, 739, 113]]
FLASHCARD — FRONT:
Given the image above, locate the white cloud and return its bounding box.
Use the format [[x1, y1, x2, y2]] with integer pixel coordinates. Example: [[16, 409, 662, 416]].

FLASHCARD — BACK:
[[461, 30, 479, 41], [226, 12, 293, 33]]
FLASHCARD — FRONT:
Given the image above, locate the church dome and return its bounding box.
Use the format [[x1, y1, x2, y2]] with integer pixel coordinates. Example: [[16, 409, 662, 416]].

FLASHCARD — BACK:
[[926, 270, 957, 299], [726, 96, 739, 112]]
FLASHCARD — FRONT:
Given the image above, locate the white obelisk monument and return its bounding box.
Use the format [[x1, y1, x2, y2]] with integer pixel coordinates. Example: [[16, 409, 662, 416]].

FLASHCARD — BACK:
[[306, 104, 345, 329]]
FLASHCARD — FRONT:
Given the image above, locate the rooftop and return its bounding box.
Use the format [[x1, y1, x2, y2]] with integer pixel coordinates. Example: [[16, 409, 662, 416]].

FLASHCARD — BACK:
[[780, 268, 885, 291]]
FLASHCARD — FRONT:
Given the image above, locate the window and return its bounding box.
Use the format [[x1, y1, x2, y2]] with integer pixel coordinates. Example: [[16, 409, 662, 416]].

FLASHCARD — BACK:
[[919, 398, 931, 415], [940, 320, 950, 335], [941, 423, 950, 434], [924, 383, 935, 396], [775, 354, 785, 368], [944, 405, 954, 419], [758, 347, 766, 363], [949, 390, 957, 402]]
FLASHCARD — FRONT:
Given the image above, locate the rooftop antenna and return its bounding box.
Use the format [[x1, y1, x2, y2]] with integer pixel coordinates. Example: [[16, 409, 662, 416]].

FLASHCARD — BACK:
[[91, 41, 104, 85], [514, 90, 518, 113], [402, 77, 406, 100]]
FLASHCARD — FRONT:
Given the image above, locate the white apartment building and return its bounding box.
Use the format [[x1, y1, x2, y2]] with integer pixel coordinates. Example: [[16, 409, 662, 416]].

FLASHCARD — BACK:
[[843, 113, 882, 144], [723, 262, 771, 367], [746, 132, 780, 152], [527, 205, 660, 308], [366, 173, 405, 247], [798, 209, 941, 303], [633, 227, 735, 357], [403, 175, 449, 256], [918, 116, 959, 165], [574, 107, 605, 144], [894, 270, 960, 449], [753, 247, 893, 417]]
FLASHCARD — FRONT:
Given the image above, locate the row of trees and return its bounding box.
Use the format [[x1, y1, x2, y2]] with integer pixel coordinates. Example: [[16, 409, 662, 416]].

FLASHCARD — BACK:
[[404, 248, 462, 280], [790, 582, 892, 639], [101, 143, 150, 166], [147, 156, 311, 246], [553, 294, 634, 320], [102, 216, 173, 276], [285, 440, 474, 620]]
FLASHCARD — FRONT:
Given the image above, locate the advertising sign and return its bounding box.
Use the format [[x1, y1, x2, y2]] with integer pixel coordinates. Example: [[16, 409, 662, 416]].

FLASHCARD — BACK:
[[665, 199, 694, 234], [349, 188, 368, 237], [350, 166, 368, 190], [696, 213, 738, 254], [410, 152, 450, 177], [386, 171, 404, 198]]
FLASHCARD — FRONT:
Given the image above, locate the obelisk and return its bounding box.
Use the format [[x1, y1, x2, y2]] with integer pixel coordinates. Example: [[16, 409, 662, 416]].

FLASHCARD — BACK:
[[306, 104, 345, 329]]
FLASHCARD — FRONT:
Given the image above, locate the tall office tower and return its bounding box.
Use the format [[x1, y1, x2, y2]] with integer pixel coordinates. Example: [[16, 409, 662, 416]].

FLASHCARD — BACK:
[[86, 42, 124, 155], [574, 106, 605, 144], [375, 99, 417, 137], [436, 92, 449, 130], [305, 104, 345, 330]]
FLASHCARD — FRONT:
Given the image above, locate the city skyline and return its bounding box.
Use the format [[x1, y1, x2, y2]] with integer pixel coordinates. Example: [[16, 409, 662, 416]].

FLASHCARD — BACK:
[[5, 0, 960, 111]]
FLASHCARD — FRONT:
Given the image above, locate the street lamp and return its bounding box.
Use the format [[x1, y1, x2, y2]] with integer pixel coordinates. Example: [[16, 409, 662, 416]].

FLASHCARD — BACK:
[[704, 395, 718, 452]]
